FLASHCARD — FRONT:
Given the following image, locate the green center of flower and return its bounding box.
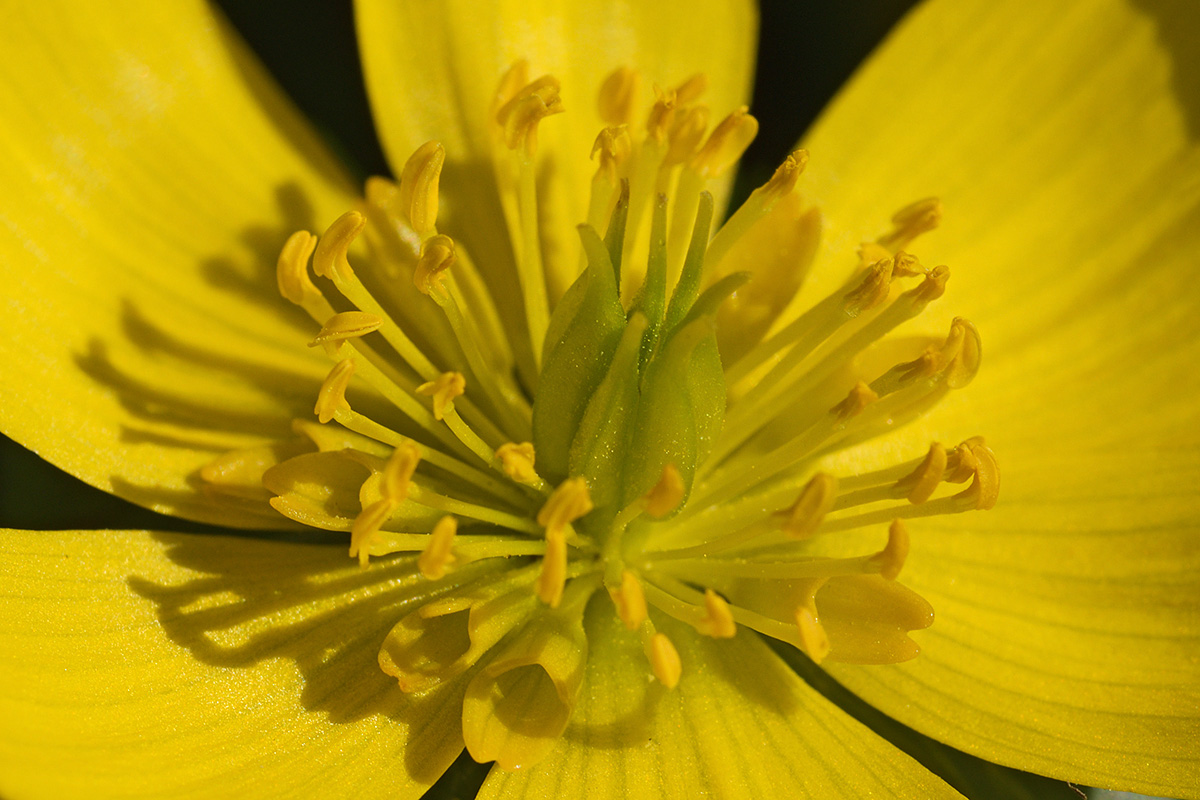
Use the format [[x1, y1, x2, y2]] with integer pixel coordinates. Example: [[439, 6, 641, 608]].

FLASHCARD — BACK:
[[202, 63, 998, 771]]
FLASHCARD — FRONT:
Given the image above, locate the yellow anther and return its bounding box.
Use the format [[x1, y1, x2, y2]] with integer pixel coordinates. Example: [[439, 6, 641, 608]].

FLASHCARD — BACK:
[[910, 264, 950, 304], [944, 437, 981, 483], [350, 498, 395, 567], [591, 125, 633, 184], [696, 589, 737, 639], [759, 148, 809, 199], [871, 519, 911, 581], [645, 88, 677, 144], [495, 74, 563, 156], [643, 463, 685, 518], [397, 140, 444, 238], [663, 105, 710, 166], [881, 197, 943, 250], [415, 372, 466, 420], [610, 570, 648, 631], [537, 478, 594, 534], [364, 174, 400, 209], [832, 381, 879, 422], [891, 251, 923, 277], [312, 211, 365, 283], [418, 515, 458, 580], [647, 632, 682, 689], [276, 230, 319, 306], [943, 318, 982, 389], [895, 443, 948, 504], [382, 441, 421, 502], [495, 442, 539, 484], [492, 59, 531, 117], [951, 439, 1000, 511], [672, 72, 708, 105], [843, 258, 896, 316], [795, 605, 831, 664], [315, 358, 355, 424], [414, 234, 456, 297], [690, 105, 758, 177], [308, 311, 383, 348], [597, 66, 641, 125], [778, 473, 839, 538], [536, 527, 568, 607]]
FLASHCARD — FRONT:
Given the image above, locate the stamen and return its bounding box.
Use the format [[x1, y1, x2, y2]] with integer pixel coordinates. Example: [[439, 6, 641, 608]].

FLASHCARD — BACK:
[[413, 234, 456, 297], [308, 311, 383, 348], [644, 463, 685, 518], [419, 515, 458, 580], [879, 197, 943, 251], [696, 589, 737, 638], [315, 358, 355, 424], [611, 569, 648, 630], [416, 372, 466, 421], [795, 605, 831, 664], [536, 528, 568, 607], [495, 75, 564, 156], [597, 67, 641, 125], [276, 230, 325, 312], [895, 443, 948, 504], [647, 632, 682, 689], [778, 473, 839, 538], [689, 106, 758, 178], [495, 442, 542, 486], [869, 519, 910, 581], [397, 140, 444, 239]]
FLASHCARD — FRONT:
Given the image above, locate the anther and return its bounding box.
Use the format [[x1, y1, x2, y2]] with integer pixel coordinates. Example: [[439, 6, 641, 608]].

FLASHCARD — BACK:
[[645, 88, 677, 144], [597, 67, 641, 125], [397, 141, 444, 238], [414, 234, 456, 297], [696, 589, 737, 638], [418, 515, 458, 580], [496, 442, 538, 483], [843, 258, 897, 316], [315, 358, 355, 424], [943, 318, 982, 389], [416, 372, 466, 420], [778, 473, 838, 538], [611, 570, 648, 631], [537, 478, 594, 535], [644, 463, 685, 518], [382, 441, 421, 502], [880, 197, 943, 251], [312, 211, 365, 283], [350, 498, 395, 567], [795, 604, 831, 664], [950, 439, 999, 510], [647, 632, 682, 689], [760, 149, 809, 199], [672, 73, 708, 105], [690, 106, 758, 177], [910, 264, 950, 304], [895, 443, 948, 504], [663, 105, 710, 166], [591, 126, 633, 184], [870, 519, 910, 580], [308, 311, 383, 348], [276, 230, 320, 307], [536, 527, 568, 607], [832, 382, 879, 422], [495, 75, 563, 156]]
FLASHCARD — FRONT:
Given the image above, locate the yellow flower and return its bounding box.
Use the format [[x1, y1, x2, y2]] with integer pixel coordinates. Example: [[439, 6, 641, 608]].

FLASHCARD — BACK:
[[1, 1, 1197, 799]]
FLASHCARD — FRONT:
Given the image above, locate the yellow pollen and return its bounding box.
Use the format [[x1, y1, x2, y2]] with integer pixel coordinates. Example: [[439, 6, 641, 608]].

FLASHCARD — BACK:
[[761, 148, 809, 198], [697, 589, 737, 639], [690, 105, 758, 177], [537, 478, 594, 535], [871, 519, 911, 581], [415, 372, 466, 421], [382, 441, 421, 501], [276, 230, 319, 307], [647, 632, 682, 689], [778, 472, 839, 538], [591, 125, 633, 184], [495, 74, 563, 156], [495, 442, 539, 484], [413, 234, 456, 296], [832, 381, 880, 422], [896, 443, 948, 504], [643, 463, 685, 518], [795, 605, 831, 664], [315, 358, 355, 424], [611, 570, 648, 631], [663, 105, 710, 166], [597, 66, 641, 125], [397, 140, 444, 238], [418, 515, 458, 580], [312, 211, 365, 283], [536, 528, 568, 607], [307, 311, 383, 348]]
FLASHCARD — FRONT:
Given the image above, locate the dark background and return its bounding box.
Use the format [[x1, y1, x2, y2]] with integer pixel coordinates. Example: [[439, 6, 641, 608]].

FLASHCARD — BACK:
[[0, 2, 1138, 799]]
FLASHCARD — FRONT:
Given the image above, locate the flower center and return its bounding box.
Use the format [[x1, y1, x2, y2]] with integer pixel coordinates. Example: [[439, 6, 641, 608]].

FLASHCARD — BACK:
[[202, 63, 998, 771]]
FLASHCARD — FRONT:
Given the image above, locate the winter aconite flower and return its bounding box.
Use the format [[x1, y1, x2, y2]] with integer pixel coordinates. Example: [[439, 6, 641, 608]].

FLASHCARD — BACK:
[[1, 1, 1197, 800]]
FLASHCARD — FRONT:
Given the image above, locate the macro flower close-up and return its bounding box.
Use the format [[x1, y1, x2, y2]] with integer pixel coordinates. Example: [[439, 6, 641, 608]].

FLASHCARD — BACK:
[[1, 0, 1198, 798]]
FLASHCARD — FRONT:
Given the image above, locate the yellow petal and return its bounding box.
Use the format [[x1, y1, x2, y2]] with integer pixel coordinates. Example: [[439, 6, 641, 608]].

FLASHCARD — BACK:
[[0, 1, 358, 526], [0, 529, 465, 798], [355, 0, 757, 307], [479, 601, 965, 799], [799, 0, 1200, 793]]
